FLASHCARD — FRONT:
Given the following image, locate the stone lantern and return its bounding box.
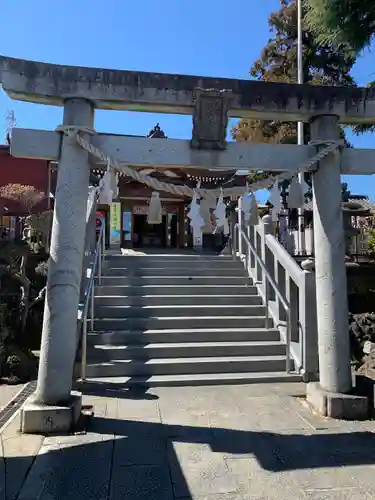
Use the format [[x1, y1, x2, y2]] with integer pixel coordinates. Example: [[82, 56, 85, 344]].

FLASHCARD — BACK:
[[342, 201, 369, 255]]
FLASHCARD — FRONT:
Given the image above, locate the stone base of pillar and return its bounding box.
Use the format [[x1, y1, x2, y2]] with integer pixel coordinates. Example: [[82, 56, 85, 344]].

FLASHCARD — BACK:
[[306, 382, 368, 420], [301, 371, 319, 383], [20, 391, 82, 434]]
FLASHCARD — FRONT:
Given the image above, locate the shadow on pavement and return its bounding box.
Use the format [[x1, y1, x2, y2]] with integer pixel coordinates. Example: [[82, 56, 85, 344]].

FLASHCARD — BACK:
[[3, 415, 375, 499], [77, 384, 159, 401]]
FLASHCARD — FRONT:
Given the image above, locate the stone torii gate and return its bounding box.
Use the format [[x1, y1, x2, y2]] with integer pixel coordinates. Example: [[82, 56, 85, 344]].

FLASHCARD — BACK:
[[1, 56, 375, 432]]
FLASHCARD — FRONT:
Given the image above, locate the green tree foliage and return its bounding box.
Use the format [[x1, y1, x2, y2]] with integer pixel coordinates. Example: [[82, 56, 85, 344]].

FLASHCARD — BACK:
[[0, 184, 52, 381], [232, 0, 356, 187], [304, 0, 375, 55], [305, 1, 375, 136]]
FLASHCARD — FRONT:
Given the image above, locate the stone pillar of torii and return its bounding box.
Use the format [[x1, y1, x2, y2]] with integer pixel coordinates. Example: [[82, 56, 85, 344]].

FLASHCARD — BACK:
[[2, 55, 375, 431]]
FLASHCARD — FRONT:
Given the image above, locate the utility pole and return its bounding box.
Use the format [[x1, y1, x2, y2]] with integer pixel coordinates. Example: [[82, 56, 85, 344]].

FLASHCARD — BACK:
[[297, 0, 306, 255], [4, 110, 16, 145]]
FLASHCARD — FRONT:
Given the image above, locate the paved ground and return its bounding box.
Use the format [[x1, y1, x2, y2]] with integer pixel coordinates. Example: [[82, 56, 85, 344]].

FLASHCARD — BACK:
[[0, 383, 25, 411], [1, 382, 375, 499]]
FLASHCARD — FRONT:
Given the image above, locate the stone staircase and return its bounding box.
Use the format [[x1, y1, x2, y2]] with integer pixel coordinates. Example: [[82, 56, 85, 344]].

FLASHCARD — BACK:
[[83, 253, 301, 387]]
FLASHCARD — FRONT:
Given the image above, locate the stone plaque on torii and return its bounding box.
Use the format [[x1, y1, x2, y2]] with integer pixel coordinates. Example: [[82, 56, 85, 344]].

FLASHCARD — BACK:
[[1, 55, 375, 431]]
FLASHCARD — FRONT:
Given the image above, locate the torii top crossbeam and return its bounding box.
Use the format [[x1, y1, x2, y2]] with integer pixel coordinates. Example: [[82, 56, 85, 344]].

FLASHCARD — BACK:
[[1, 55, 375, 124]]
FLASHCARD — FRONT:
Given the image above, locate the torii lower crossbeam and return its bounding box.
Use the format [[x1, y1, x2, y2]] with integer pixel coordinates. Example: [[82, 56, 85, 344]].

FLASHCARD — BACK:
[[10, 128, 375, 175]]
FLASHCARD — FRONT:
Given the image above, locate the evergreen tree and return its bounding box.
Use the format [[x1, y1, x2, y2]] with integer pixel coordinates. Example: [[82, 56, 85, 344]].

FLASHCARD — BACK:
[[305, 0, 375, 55]]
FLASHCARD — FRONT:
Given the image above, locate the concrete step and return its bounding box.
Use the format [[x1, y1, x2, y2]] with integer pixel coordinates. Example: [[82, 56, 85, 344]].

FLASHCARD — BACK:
[[78, 371, 302, 388], [96, 285, 258, 296], [105, 262, 244, 269], [104, 256, 236, 265], [105, 267, 245, 277], [88, 328, 280, 345], [100, 276, 251, 286], [94, 295, 263, 307], [84, 355, 289, 377], [88, 341, 286, 360], [94, 304, 265, 319], [93, 316, 268, 331]]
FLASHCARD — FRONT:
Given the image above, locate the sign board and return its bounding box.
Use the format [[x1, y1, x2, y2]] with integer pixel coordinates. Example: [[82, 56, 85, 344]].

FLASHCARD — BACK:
[[133, 206, 149, 216], [133, 205, 178, 216], [95, 211, 105, 233], [122, 212, 132, 241], [110, 202, 121, 244]]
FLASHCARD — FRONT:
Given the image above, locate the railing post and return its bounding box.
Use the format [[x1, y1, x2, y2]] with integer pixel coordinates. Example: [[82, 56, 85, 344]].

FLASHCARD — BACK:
[[247, 224, 256, 273], [98, 241, 102, 285], [261, 215, 274, 300], [98, 222, 105, 285], [81, 316, 87, 381], [274, 259, 286, 322], [300, 258, 319, 381], [102, 221, 106, 259], [91, 282, 95, 331], [237, 197, 243, 257], [286, 274, 299, 343], [230, 210, 237, 258], [246, 224, 257, 280], [253, 229, 260, 282]]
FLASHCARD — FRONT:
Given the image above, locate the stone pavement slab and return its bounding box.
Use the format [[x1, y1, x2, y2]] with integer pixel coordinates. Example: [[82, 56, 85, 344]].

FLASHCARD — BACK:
[[113, 434, 167, 467], [110, 464, 174, 500], [17, 435, 114, 500], [302, 491, 373, 500], [2, 382, 375, 499], [169, 441, 238, 498], [0, 383, 25, 410], [0, 411, 45, 500]]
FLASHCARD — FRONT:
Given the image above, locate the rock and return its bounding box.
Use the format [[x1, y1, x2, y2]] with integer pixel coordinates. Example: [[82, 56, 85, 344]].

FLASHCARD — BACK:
[[3, 346, 37, 382], [349, 313, 375, 370], [363, 341, 375, 355]]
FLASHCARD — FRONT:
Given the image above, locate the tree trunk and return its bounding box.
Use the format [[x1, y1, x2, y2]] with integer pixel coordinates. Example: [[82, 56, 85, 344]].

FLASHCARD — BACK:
[[18, 255, 30, 336]]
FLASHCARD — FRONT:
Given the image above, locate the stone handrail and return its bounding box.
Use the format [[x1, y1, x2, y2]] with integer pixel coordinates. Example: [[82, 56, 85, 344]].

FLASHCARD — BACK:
[[234, 214, 318, 381]]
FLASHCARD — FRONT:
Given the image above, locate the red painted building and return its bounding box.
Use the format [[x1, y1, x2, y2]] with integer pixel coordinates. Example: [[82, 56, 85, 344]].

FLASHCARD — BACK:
[[0, 144, 51, 236]]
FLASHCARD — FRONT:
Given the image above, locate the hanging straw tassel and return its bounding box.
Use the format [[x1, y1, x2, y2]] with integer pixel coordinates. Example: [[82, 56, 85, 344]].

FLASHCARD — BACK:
[[213, 189, 230, 235], [99, 169, 113, 205], [213, 189, 226, 227], [248, 193, 259, 226], [288, 176, 305, 209], [110, 169, 119, 199], [189, 209, 205, 232], [191, 216, 205, 235], [147, 192, 162, 224], [98, 160, 117, 205], [187, 190, 200, 222], [240, 182, 251, 218], [269, 181, 282, 222], [241, 193, 252, 219], [187, 189, 205, 231], [200, 198, 216, 225]]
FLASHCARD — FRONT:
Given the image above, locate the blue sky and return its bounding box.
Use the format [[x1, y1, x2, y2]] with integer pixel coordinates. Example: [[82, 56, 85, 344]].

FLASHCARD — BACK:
[[0, 0, 374, 202]]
